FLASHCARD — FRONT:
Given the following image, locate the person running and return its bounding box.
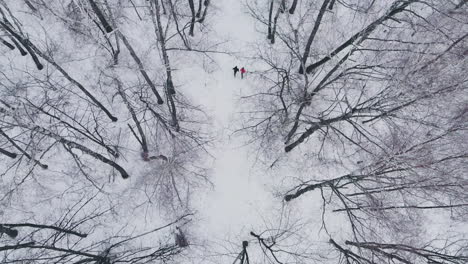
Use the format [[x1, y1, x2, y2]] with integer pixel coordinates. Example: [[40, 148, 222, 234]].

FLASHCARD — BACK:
[[233, 66, 239, 77], [240, 67, 246, 79]]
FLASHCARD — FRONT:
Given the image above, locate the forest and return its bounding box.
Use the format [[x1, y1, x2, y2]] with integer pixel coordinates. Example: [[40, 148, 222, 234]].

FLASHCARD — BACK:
[[0, 0, 467, 263]]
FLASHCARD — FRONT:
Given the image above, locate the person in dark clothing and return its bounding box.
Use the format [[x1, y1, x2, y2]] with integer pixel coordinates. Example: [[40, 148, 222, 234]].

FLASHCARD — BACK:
[[240, 67, 246, 79], [233, 66, 239, 77]]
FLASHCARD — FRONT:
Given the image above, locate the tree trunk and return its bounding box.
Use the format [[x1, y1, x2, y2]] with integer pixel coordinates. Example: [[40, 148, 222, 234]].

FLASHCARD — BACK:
[[196, 0, 203, 17], [304, 0, 417, 74], [0, 21, 43, 69], [0, 147, 17, 159], [22, 37, 119, 121], [197, 0, 210, 23], [168, 0, 191, 49], [87, 0, 113, 33], [270, 5, 282, 44], [188, 0, 196, 36], [33, 125, 130, 179], [118, 32, 165, 105], [116, 80, 149, 155], [0, 128, 48, 168], [299, 0, 330, 74], [289, 0, 298, 14], [1, 37, 15, 50], [267, 0, 274, 39], [0, 225, 18, 238], [10, 37, 28, 56], [151, 0, 180, 131]]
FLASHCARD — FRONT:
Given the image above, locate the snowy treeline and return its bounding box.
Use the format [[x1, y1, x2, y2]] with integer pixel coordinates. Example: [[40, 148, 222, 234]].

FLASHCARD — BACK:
[[238, 0, 468, 263], [1, 0, 467, 264], [0, 0, 212, 262]]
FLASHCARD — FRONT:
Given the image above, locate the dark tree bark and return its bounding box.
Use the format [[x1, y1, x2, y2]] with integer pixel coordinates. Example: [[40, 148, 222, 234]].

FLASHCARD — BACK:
[[196, 0, 203, 17], [23, 0, 38, 12], [285, 108, 359, 152], [160, 0, 167, 15], [1, 223, 87, 238], [299, 0, 331, 74], [197, 0, 210, 23], [304, 0, 417, 74], [117, 80, 149, 156], [281, 0, 286, 12], [28, 127, 131, 179], [0, 214, 190, 263], [0, 21, 43, 69], [103, 0, 121, 64], [118, 32, 165, 104], [0, 37, 15, 50], [168, 0, 191, 49], [27, 100, 119, 157], [267, 0, 274, 39], [0, 99, 14, 109], [188, 0, 196, 36], [9, 37, 27, 55], [270, 5, 281, 44], [22, 38, 119, 121], [345, 240, 468, 263], [289, 0, 298, 14], [455, 0, 467, 9], [151, 0, 179, 131], [0, 128, 48, 169], [0, 225, 18, 238], [0, 147, 17, 159], [87, 0, 113, 33]]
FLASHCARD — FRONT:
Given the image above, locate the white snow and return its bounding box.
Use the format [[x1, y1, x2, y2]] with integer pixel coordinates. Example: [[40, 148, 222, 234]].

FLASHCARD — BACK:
[[190, 0, 276, 242]]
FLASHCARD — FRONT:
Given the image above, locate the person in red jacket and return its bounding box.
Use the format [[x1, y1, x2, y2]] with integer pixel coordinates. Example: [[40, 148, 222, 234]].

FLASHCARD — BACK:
[[240, 67, 246, 79]]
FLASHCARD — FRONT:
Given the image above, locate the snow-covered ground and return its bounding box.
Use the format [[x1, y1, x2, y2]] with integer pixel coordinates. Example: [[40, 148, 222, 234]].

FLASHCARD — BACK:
[[2, 1, 466, 263], [190, 0, 277, 244]]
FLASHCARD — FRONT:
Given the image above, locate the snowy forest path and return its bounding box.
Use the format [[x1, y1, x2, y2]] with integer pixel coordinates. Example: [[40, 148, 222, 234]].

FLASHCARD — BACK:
[[192, 0, 275, 242]]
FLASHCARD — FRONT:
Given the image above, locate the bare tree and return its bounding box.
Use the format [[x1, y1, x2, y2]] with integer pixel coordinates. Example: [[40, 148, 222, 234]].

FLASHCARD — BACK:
[[0, 3, 222, 264], [241, 0, 468, 263], [0, 194, 192, 263], [0, 0, 218, 211]]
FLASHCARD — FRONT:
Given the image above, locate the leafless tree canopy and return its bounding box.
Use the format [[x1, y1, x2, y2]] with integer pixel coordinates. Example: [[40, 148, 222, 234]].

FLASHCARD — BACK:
[[1, 0, 215, 262], [241, 0, 468, 263], [0, 195, 192, 263], [1, 0, 467, 263]]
